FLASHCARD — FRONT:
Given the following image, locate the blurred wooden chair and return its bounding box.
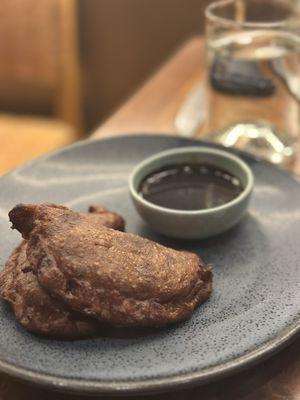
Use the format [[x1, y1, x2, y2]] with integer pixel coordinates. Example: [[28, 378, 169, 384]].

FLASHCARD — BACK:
[[0, 0, 82, 174]]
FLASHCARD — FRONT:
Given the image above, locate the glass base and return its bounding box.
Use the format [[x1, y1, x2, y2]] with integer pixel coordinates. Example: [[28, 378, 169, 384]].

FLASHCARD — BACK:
[[208, 122, 296, 167]]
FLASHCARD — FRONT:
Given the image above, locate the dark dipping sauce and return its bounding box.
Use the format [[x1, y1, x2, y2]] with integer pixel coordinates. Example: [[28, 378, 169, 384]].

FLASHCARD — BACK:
[[139, 163, 244, 211]]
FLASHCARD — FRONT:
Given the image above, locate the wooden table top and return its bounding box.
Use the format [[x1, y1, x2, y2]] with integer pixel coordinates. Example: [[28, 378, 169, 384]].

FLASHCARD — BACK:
[[1, 36, 300, 400]]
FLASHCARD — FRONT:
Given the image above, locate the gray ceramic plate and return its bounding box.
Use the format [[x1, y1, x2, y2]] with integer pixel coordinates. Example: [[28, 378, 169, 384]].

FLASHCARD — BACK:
[[0, 134, 299, 395]]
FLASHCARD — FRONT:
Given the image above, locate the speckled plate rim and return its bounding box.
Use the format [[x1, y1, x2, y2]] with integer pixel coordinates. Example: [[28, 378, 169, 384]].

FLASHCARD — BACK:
[[0, 133, 299, 396]]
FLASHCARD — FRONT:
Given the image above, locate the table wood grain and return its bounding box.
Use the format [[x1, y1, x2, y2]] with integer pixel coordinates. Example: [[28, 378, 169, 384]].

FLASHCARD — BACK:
[[1, 36, 300, 400]]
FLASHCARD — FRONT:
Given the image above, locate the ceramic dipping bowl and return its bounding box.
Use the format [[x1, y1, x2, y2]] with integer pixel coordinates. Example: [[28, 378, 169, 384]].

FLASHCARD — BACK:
[[129, 146, 254, 239]]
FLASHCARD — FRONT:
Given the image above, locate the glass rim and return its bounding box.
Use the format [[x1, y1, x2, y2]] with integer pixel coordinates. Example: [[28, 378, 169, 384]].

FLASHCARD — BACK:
[[205, 0, 297, 29]]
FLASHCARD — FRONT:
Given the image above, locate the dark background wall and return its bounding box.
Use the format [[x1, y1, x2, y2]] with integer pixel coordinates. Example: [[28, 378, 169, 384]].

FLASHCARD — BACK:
[[79, 0, 211, 131], [0, 0, 211, 132]]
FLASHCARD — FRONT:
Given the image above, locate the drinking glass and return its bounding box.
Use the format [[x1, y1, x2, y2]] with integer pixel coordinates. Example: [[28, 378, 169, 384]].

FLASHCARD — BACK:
[[204, 0, 300, 166]]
